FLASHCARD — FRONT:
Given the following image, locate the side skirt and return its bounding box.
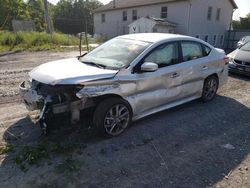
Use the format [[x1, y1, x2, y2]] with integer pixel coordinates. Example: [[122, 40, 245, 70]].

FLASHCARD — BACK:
[[132, 95, 201, 121]]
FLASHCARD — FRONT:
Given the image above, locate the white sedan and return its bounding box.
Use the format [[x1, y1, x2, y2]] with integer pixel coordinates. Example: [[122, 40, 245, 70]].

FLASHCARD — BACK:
[[20, 33, 228, 137]]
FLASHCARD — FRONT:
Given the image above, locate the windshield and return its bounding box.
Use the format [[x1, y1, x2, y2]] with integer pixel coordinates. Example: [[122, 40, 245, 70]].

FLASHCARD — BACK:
[[240, 41, 250, 51], [80, 38, 151, 70]]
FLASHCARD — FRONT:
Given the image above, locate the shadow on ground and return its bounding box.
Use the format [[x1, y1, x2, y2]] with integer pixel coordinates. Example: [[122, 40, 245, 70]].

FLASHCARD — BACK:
[[1, 95, 250, 187], [229, 72, 250, 81]]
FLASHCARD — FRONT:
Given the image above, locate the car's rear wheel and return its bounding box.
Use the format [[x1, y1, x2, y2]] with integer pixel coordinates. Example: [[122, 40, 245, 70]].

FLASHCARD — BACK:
[[93, 98, 132, 137], [201, 75, 219, 102]]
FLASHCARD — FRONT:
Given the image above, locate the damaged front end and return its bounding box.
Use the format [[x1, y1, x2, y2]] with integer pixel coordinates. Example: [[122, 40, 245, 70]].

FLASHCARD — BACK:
[[19, 79, 93, 134]]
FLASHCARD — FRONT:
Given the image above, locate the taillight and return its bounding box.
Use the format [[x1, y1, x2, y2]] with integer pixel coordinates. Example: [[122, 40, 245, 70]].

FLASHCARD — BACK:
[[224, 56, 229, 65]]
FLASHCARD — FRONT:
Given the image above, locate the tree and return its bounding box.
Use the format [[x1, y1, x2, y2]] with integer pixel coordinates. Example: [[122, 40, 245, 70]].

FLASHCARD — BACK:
[[53, 0, 102, 34], [27, 0, 45, 31], [232, 13, 250, 30], [0, 0, 30, 30]]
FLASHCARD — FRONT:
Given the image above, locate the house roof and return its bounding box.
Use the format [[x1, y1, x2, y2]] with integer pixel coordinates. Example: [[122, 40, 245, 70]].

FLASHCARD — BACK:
[[229, 0, 238, 9], [128, 17, 177, 28], [149, 17, 177, 27], [93, 0, 186, 13], [94, 0, 238, 13]]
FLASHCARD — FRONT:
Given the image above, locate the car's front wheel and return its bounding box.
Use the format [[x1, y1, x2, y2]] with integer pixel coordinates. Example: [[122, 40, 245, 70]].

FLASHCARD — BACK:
[[93, 97, 132, 137], [201, 75, 219, 102]]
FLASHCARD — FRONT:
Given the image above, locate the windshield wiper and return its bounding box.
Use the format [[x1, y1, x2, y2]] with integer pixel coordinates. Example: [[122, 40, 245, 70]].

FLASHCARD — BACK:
[[82, 61, 106, 69]]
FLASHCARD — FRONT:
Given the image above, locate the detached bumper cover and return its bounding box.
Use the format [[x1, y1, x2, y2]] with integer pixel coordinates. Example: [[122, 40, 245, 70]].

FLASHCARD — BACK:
[[19, 81, 43, 111]]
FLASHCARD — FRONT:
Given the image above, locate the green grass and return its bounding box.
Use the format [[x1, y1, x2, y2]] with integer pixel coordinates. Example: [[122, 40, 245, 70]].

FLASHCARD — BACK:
[[0, 31, 84, 52]]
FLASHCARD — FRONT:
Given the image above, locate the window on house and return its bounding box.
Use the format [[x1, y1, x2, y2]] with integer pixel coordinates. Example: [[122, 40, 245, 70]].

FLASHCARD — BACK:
[[212, 35, 217, 46], [161, 6, 168, 18], [216, 8, 221, 21], [123, 11, 127, 21], [101, 13, 105, 23], [220, 35, 224, 46], [132, 9, 137, 20], [205, 35, 209, 42], [207, 6, 212, 20], [181, 42, 203, 61]]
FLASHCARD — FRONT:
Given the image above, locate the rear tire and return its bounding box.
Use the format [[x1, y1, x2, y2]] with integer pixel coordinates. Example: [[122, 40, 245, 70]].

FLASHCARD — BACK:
[[201, 75, 219, 102], [93, 97, 132, 137]]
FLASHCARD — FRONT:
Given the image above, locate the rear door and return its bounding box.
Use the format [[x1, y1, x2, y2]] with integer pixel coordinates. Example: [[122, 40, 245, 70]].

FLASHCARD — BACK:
[[178, 41, 212, 99]]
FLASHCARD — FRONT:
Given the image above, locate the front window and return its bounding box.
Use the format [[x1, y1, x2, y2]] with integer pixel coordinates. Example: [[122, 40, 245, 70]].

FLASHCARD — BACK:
[[132, 10, 137, 20], [144, 43, 179, 67], [80, 38, 150, 70], [240, 42, 250, 51], [161, 6, 168, 18]]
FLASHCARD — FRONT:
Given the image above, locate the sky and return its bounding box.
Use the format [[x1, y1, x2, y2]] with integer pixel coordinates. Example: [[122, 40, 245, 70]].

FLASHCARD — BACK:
[[48, 0, 250, 20]]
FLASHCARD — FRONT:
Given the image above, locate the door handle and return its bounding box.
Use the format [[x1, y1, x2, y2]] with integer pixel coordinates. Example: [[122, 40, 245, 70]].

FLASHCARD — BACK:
[[202, 66, 208, 70], [170, 72, 180, 78]]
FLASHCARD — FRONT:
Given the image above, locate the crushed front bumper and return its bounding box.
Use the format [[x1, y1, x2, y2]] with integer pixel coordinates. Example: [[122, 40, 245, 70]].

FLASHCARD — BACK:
[[19, 81, 44, 111]]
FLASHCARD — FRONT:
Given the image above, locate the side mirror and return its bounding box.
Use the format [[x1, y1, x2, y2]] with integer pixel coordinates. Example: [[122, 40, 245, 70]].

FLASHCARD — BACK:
[[141, 62, 158, 72]]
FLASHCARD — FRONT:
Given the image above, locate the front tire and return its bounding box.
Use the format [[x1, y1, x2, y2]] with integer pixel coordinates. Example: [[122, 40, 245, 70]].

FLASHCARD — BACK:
[[93, 98, 132, 137], [201, 75, 219, 102]]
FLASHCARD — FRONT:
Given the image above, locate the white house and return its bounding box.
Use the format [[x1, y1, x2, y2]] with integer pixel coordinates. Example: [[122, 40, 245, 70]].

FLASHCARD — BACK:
[[93, 0, 237, 47], [128, 17, 176, 34]]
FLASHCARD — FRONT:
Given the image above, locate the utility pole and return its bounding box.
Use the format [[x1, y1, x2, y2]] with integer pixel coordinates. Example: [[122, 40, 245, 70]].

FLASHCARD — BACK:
[[44, 0, 52, 34]]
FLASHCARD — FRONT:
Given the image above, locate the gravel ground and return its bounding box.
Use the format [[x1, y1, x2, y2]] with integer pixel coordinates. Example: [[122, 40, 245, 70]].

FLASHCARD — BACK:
[[0, 51, 249, 188]]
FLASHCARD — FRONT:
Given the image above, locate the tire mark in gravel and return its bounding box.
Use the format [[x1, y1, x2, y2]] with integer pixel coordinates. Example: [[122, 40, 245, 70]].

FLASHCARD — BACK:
[[0, 96, 21, 106]]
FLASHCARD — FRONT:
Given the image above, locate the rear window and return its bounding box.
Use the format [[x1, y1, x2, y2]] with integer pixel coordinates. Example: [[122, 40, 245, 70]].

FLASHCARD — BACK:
[[203, 45, 211, 56], [181, 42, 203, 61]]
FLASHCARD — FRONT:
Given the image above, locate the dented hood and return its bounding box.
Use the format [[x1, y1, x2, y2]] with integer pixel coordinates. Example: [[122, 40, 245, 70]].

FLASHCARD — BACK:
[[29, 58, 118, 85]]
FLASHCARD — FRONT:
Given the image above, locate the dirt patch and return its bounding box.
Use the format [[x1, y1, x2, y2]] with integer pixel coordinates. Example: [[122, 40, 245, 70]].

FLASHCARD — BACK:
[[0, 51, 249, 187]]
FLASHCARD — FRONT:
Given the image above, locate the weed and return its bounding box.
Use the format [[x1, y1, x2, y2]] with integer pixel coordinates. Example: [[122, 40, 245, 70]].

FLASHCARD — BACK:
[[55, 157, 82, 175], [14, 144, 50, 171], [0, 144, 13, 154]]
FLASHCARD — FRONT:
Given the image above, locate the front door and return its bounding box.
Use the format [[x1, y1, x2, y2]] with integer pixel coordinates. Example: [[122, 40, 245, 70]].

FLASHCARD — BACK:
[[132, 42, 183, 115]]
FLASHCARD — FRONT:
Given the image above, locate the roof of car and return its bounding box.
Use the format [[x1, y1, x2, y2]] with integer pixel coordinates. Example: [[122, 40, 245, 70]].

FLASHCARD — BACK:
[[117, 33, 195, 43]]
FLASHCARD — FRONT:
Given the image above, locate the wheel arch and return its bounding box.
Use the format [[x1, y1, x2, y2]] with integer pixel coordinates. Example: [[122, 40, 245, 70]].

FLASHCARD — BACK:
[[93, 94, 134, 115], [205, 73, 219, 83]]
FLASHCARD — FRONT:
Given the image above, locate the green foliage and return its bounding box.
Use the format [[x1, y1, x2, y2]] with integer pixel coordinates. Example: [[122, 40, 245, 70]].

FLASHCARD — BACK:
[[0, 0, 30, 30], [14, 144, 50, 172], [0, 0, 102, 34], [233, 13, 250, 30], [53, 0, 102, 34], [55, 157, 82, 175], [0, 31, 79, 51], [13, 138, 84, 172], [27, 0, 45, 31], [0, 144, 13, 154]]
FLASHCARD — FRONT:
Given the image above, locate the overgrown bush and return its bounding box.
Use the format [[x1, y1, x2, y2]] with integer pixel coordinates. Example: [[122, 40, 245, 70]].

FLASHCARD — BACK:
[[0, 31, 80, 51]]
